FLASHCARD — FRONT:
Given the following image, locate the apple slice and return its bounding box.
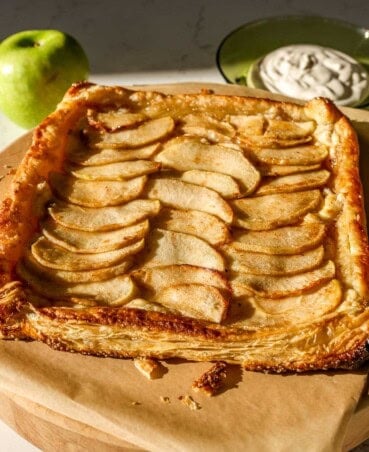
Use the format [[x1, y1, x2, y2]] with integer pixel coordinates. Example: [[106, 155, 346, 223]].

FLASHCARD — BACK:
[[224, 245, 324, 275], [255, 170, 330, 196], [49, 199, 161, 232], [68, 143, 161, 166], [228, 115, 265, 135], [155, 137, 260, 194], [258, 163, 321, 177], [24, 249, 132, 284], [132, 264, 230, 293], [156, 284, 229, 323], [231, 260, 335, 298], [266, 119, 316, 139], [254, 279, 342, 320], [42, 218, 149, 254], [232, 190, 322, 230], [17, 263, 137, 306], [250, 145, 328, 166], [154, 207, 230, 246], [181, 113, 235, 142], [230, 221, 326, 254], [49, 173, 147, 207], [68, 160, 160, 181], [180, 170, 241, 199], [143, 229, 225, 271], [90, 116, 175, 148], [145, 178, 233, 224], [124, 298, 168, 313], [87, 108, 146, 131], [31, 236, 145, 271]]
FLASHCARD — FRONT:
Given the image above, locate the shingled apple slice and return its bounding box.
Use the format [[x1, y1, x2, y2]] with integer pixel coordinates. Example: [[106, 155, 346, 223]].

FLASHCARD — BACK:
[[17, 263, 137, 306], [254, 279, 342, 319], [132, 264, 230, 293], [258, 163, 321, 177], [181, 113, 235, 142], [143, 229, 225, 271], [42, 219, 149, 253], [156, 284, 229, 323], [251, 145, 328, 166], [69, 143, 161, 166], [24, 249, 133, 284], [232, 190, 322, 230], [155, 137, 260, 194], [49, 199, 161, 232], [180, 170, 241, 199], [231, 260, 335, 298], [69, 160, 160, 181], [50, 173, 147, 207], [90, 116, 175, 148], [230, 221, 326, 254], [224, 245, 324, 276], [255, 170, 330, 195], [31, 236, 144, 271], [145, 178, 233, 223], [87, 108, 146, 131], [154, 208, 230, 246]]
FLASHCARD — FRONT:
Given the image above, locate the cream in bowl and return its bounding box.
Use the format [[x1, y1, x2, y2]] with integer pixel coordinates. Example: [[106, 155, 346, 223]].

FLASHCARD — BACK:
[[248, 44, 369, 107]]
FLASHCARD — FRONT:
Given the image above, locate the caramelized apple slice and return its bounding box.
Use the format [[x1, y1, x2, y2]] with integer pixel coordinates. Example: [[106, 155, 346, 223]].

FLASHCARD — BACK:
[[50, 173, 147, 207], [143, 229, 225, 271], [224, 245, 324, 275], [181, 170, 241, 199], [145, 178, 233, 223], [230, 221, 326, 254], [254, 279, 342, 319], [31, 236, 144, 271], [69, 143, 161, 166], [42, 219, 149, 253], [258, 163, 321, 177], [155, 137, 260, 194], [255, 170, 330, 195], [181, 113, 235, 142], [49, 199, 161, 232], [231, 260, 335, 298], [154, 208, 230, 246], [90, 116, 175, 148], [232, 190, 322, 230], [17, 263, 137, 306], [69, 160, 160, 181], [251, 145, 328, 166], [87, 108, 146, 131], [132, 264, 230, 293], [156, 284, 229, 323], [24, 249, 132, 283]]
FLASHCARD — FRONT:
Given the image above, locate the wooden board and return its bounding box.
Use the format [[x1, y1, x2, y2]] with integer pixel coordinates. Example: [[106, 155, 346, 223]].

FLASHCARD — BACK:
[[1, 83, 369, 452]]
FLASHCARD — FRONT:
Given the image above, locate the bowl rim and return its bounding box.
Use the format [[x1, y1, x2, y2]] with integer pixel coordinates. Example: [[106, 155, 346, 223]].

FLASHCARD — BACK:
[[216, 14, 369, 84]]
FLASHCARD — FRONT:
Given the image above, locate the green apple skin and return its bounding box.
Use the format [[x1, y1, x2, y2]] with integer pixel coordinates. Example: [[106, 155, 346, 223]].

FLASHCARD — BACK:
[[0, 29, 89, 128]]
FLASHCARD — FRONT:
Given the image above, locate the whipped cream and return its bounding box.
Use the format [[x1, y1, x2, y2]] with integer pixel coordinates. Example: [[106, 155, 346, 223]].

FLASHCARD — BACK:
[[250, 45, 369, 106]]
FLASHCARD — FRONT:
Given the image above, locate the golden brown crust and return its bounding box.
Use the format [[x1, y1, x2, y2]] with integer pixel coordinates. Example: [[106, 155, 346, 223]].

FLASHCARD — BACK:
[[0, 83, 368, 372]]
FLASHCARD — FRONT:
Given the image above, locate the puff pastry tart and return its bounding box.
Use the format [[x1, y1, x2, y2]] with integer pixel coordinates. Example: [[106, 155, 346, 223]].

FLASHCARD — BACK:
[[1, 82, 369, 372]]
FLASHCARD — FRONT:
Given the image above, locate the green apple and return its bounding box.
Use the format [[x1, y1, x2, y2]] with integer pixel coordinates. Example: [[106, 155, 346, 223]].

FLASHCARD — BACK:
[[0, 29, 89, 128]]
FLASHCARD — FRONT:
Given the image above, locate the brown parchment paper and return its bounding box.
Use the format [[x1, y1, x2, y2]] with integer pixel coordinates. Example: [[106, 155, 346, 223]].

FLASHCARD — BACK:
[[0, 83, 369, 452]]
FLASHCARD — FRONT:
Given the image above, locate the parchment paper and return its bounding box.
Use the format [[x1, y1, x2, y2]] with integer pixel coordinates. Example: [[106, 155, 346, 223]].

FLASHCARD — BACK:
[[0, 83, 369, 452]]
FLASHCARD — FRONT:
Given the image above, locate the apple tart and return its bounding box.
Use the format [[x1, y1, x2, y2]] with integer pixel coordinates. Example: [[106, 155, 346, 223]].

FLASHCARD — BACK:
[[0, 82, 369, 372]]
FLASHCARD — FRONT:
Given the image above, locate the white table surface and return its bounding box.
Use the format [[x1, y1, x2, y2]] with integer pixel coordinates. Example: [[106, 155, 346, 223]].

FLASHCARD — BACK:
[[1, 1, 369, 450]]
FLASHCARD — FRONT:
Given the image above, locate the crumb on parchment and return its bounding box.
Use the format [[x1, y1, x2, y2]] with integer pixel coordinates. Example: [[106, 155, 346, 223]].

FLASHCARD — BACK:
[[192, 362, 227, 396], [178, 395, 201, 411], [134, 357, 161, 379], [160, 396, 171, 404]]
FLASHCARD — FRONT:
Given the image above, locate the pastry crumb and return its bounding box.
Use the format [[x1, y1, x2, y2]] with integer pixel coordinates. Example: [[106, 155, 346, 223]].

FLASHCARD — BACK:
[[134, 357, 161, 379], [178, 395, 201, 410], [131, 401, 141, 406], [192, 362, 227, 396], [160, 396, 171, 404], [3, 164, 12, 169]]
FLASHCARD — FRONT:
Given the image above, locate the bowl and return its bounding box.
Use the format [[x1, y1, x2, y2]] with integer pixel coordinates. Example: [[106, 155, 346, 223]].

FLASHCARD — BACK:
[[216, 16, 369, 107]]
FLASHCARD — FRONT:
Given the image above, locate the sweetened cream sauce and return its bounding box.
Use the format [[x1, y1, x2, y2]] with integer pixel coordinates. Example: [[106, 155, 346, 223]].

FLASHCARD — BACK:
[[256, 45, 369, 106]]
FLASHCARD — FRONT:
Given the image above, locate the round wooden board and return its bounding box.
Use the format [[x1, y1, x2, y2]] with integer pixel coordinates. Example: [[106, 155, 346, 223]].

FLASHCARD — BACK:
[[1, 83, 369, 451]]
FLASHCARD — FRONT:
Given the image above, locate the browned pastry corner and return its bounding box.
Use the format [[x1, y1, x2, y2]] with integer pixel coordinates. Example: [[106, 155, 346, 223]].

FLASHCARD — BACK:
[[0, 82, 369, 372]]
